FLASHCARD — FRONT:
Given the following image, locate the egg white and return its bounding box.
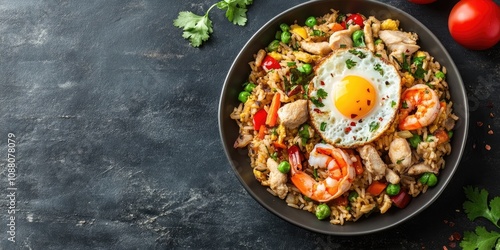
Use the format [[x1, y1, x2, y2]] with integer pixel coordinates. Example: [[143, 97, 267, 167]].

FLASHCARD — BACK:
[[308, 48, 401, 148]]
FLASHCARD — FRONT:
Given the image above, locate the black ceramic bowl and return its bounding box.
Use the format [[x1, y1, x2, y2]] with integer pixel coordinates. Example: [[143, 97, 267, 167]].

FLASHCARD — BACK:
[[218, 0, 469, 235]]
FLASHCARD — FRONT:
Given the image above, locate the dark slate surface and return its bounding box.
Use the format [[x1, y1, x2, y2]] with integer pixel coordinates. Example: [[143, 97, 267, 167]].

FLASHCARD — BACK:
[[0, 0, 499, 249]]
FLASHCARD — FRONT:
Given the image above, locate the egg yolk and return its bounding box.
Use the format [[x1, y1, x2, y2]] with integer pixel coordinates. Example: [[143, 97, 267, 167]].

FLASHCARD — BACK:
[[334, 75, 376, 119]]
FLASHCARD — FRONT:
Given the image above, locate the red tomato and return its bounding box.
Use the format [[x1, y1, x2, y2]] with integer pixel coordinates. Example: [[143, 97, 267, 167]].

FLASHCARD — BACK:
[[345, 13, 365, 28], [448, 0, 500, 50], [408, 0, 437, 4]]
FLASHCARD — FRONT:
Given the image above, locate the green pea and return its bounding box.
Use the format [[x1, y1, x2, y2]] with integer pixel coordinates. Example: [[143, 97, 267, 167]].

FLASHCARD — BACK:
[[280, 23, 290, 32], [305, 16, 317, 27], [348, 191, 359, 202], [267, 40, 280, 52], [281, 31, 291, 44], [419, 172, 438, 187], [386, 183, 401, 196], [278, 161, 291, 174], [243, 82, 256, 92], [352, 30, 366, 47], [300, 63, 313, 75], [238, 91, 251, 103], [315, 204, 331, 220], [275, 30, 282, 40], [408, 134, 422, 148], [427, 173, 438, 187]]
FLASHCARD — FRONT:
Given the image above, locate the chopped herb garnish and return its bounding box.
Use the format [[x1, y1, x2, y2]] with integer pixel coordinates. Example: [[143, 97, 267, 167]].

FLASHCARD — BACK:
[[348, 49, 367, 59], [299, 124, 310, 145], [346, 59, 356, 69], [369, 121, 380, 132], [320, 122, 327, 131], [391, 100, 396, 108], [435, 71, 446, 79], [340, 44, 347, 49], [310, 97, 324, 107], [312, 29, 325, 36], [374, 64, 384, 76], [313, 168, 319, 180], [402, 101, 409, 109], [287, 61, 296, 67], [317, 88, 328, 99]]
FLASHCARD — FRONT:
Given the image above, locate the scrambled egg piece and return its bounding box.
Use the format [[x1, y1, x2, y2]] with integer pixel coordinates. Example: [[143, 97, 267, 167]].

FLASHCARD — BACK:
[[268, 51, 283, 61], [402, 72, 415, 87], [381, 19, 400, 30]]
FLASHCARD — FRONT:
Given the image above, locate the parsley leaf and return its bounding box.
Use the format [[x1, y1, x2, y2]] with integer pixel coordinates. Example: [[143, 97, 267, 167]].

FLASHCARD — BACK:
[[460, 186, 500, 250], [463, 186, 500, 226], [461, 227, 500, 250], [173, 11, 214, 47], [216, 0, 252, 26], [174, 1, 253, 47]]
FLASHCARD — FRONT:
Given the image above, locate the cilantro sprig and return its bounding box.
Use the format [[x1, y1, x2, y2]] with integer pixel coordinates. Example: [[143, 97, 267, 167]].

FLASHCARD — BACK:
[[173, 0, 253, 47], [460, 186, 500, 250]]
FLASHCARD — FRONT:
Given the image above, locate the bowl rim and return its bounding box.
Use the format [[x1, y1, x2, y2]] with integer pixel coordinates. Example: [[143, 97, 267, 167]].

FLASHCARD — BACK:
[[218, 0, 469, 235]]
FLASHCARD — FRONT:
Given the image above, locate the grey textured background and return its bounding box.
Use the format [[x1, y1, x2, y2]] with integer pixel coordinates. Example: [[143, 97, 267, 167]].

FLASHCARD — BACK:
[[0, 0, 499, 249]]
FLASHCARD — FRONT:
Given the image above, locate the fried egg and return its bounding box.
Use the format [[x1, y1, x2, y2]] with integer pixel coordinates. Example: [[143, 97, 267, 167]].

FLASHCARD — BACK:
[[308, 48, 401, 148]]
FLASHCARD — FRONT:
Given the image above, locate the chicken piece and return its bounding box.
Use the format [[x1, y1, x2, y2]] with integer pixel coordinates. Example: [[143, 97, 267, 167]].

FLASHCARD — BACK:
[[329, 25, 361, 50], [363, 18, 375, 52], [255, 49, 266, 68], [234, 134, 252, 148], [388, 137, 412, 170], [277, 99, 308, 129], [358, 144, 387, 180], [379, 30, 418, 44], [378, 30, 420, 62], [369, 16, 381, 38], [385, 168, 400, 184], [267, 158, 288, 199], [406, 162, 439, 175], [300, 41, 332, 55], [379, 194, 392, 214]]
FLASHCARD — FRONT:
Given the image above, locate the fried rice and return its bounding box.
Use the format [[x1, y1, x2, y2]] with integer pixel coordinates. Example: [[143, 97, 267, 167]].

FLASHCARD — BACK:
[[230, 9, 459, 225]]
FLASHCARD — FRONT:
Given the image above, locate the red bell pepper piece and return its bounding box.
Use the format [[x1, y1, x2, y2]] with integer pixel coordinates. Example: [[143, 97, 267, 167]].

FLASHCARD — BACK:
[[262, 55, 281, 71], [390, 189, 412, 208], [253, 109, 268, 130]]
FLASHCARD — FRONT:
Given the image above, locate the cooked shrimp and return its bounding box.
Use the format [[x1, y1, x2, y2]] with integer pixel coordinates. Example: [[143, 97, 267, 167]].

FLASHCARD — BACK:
[[398, 84, 440, 130], [288, 143, 356, 202]]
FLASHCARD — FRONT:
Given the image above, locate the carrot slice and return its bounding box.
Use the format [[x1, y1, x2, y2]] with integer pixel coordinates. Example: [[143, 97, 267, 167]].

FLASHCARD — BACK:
[[265, 92, 281, 127], [331, 22, 344, 32], [273, 141, 287, 149], [367, 180, 388, 196], [433, 129, 450, 145], [257, 125, 266, 139]]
